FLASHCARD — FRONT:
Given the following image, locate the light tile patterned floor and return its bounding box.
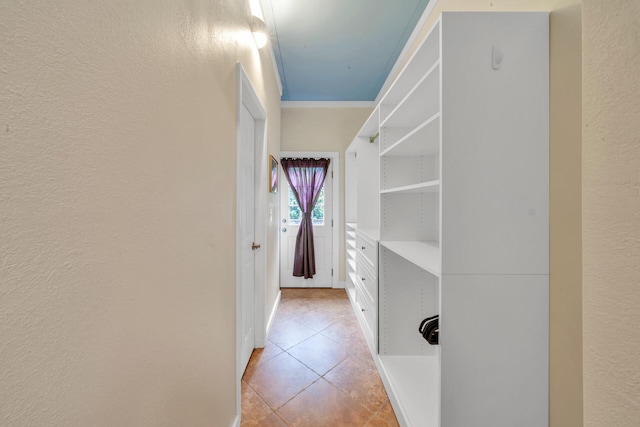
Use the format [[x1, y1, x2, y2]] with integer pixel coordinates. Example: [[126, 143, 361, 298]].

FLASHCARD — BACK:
[[241, 288, 399, 427]]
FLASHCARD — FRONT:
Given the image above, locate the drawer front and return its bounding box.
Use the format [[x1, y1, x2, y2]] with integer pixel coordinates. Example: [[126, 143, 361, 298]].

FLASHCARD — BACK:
[[356, 232, 378, 270], [357, 287, 377, 348], [357, 254, 377, 306]]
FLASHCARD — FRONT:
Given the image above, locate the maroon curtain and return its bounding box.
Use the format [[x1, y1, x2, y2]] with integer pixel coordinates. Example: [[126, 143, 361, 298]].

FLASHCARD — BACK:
[[281, 158, 330, 279]]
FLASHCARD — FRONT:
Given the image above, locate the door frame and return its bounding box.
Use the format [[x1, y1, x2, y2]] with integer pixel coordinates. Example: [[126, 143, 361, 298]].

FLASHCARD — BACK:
[[280, 150, 340, 288], [236, 64, 267, 421]]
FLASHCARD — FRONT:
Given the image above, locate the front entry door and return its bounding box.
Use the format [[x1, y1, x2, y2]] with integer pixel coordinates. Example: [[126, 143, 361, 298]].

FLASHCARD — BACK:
[[280, 161, 333, 288]]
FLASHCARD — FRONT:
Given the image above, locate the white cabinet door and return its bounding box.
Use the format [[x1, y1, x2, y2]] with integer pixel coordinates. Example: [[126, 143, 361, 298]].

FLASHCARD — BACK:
[[440, 274, 549, 427]]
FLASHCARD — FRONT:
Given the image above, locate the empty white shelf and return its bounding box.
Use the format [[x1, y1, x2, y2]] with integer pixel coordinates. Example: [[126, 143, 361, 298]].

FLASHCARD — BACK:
[[381, 180, 440, 195], [348, 270, 357, 286], [347, 256, 357, 270], [381, 61, 440, 128], [378, 355, 440, 427], [380, 240, 441, 277], [380, 112, 440, 157]]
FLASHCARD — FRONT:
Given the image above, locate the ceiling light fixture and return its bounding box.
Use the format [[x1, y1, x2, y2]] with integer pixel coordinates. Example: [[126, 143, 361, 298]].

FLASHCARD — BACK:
[[252, 15, 268, 49]]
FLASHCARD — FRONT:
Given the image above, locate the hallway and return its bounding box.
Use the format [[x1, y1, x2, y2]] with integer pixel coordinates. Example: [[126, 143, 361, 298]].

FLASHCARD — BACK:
[[241, 288, 399, 426]]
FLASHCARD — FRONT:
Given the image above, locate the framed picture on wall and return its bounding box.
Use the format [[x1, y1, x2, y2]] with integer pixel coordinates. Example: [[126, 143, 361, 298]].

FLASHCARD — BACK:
[[269, 155, 278, 193]]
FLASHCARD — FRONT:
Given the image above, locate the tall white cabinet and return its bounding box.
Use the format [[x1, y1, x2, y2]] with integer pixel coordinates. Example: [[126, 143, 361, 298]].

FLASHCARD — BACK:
[[346, 12, 549, 427], [345, 108, 381, 348]]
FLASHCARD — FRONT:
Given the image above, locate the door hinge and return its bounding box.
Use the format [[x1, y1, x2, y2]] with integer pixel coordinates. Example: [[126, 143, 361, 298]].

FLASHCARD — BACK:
[[331, 268, 334, 277], [331, 219, 333, 227], [331, 171, 334, 179]]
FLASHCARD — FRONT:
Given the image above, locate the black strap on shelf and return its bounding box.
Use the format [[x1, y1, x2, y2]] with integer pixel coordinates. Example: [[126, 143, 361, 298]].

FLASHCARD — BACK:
[[419, 315, 439, 345]]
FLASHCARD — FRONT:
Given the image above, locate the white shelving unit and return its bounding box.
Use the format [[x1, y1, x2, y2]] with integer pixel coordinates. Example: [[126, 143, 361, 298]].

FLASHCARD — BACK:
[[345, 108, 381, 352], [345, 222, 358, 300], [351, 11, 550, 427]]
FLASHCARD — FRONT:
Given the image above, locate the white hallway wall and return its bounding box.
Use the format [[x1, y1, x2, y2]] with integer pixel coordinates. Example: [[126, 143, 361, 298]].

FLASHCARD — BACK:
[[0, 1, 281, 425]]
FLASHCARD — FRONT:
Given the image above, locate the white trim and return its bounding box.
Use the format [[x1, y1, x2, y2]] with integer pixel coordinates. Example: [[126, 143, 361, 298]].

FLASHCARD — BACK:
[[231, 415, 241, 427], [375, 0, 440, 104], [236, 63, 268, 421], [266, 290, 281, 337], [280, 151, 340, 289], [282, 101, 376, 109], [334, 281, 346, 289], [268, 43, 283, 97]]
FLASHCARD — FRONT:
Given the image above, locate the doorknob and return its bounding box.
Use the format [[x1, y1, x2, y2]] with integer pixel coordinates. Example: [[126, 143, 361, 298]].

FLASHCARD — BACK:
[[281, 228, 287, 232], [251, 242, 261, 250]]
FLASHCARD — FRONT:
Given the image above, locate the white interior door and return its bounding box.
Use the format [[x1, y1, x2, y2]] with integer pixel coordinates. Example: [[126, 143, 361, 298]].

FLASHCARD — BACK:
[[238, 103, 256, 373], [280, 161, 333, 288]]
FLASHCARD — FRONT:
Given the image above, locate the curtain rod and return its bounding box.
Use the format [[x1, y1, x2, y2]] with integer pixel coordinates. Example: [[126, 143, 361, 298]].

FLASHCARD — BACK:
[[281, 157, 331, 162]]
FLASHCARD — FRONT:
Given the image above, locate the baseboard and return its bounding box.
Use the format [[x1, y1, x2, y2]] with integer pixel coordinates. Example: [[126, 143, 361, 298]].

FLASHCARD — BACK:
[[346, 291, 408, 425], [333, 281, 346, 289], [373, 357, 409, 427], [265, 290, 281, 338], [231, 414, 241, 427]]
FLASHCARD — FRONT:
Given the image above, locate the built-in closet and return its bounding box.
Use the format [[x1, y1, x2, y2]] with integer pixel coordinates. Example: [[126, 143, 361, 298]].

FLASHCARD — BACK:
[[345, 12, 549, 427]]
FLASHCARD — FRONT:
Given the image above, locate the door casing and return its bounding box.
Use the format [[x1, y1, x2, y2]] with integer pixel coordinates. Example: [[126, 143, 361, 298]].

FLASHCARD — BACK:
[[236, 64, 267, 422]]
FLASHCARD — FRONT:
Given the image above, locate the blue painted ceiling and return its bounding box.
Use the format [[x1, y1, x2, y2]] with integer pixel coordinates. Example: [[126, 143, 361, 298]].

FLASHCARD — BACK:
[[261, 0, 431, 102]]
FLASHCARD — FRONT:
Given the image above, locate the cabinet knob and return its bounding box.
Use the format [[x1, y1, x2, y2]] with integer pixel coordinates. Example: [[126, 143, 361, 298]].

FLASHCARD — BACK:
[[361, 246, 366, 250], [361, 308, 365, 312], [361, 277, 365, 282]]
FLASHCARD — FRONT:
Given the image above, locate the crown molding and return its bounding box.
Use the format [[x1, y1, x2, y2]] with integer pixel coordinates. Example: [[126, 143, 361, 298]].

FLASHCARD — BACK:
[[281, 101, 376, 108], [268, 42, 283, 97]]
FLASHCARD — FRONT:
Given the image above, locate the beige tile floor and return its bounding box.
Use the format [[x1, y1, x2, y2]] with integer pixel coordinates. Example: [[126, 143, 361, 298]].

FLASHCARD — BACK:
[[241, 288, 399, 427]]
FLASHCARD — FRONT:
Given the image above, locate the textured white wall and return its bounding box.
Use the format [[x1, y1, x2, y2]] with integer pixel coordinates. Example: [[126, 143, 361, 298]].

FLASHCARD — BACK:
[[0, 1, 281, 425], [583, 1, 640, 425], [281, 107, 373, 283]]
